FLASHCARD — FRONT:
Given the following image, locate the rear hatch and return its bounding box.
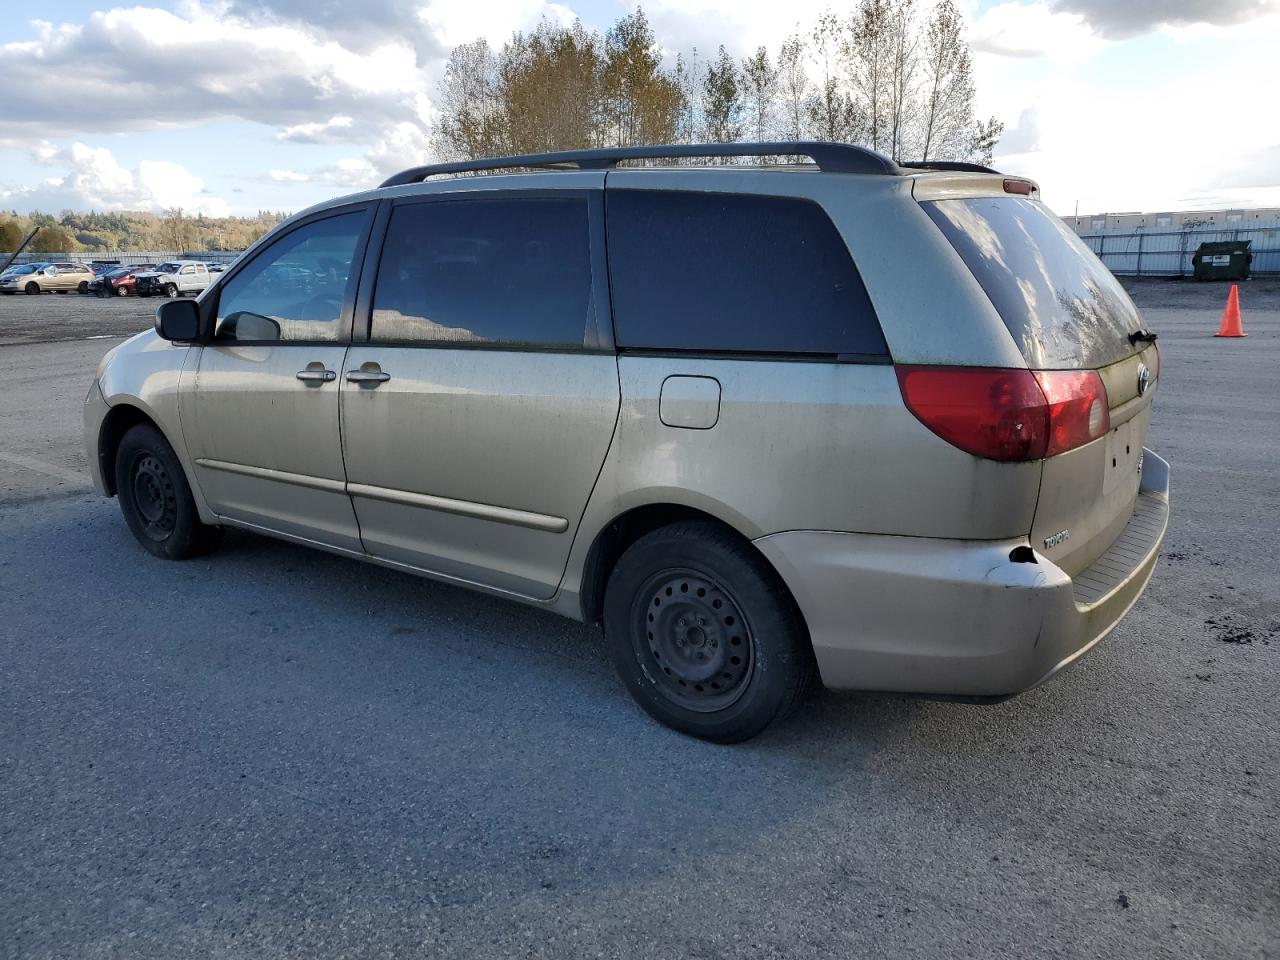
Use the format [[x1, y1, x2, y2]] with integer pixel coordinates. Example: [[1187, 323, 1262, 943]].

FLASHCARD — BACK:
[[916, 179, 1159, 575]]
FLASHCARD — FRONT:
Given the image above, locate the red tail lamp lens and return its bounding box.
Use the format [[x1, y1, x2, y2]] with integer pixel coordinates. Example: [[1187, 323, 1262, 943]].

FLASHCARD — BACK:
[[1034, 370, 1110, 457], [896, 367, 1109, 462]]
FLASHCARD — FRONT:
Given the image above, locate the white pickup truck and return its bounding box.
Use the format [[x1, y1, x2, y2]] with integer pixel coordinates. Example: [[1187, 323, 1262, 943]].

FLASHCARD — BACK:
[[134, 261, 212, 298]]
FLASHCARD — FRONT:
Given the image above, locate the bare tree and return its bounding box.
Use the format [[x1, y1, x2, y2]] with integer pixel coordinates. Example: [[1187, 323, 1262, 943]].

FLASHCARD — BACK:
[[847, 0, 891, 153], [809, 12, 860, 142], [885, 0, 918, 160], [740, 46, 779, 142], [776, 33, 809, 141], [672, 50, 699, 143], [432, 39, 505, 160], [918, 0, 971, 161]]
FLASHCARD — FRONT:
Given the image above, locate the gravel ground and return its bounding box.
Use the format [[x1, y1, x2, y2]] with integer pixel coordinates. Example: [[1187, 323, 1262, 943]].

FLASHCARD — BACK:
[[0, 279, 1276, 959], [0, 289, 157, 346]]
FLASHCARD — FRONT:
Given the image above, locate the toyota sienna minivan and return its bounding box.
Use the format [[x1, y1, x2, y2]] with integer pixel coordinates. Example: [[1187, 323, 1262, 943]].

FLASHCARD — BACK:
[[85, 142, 1168, 742]]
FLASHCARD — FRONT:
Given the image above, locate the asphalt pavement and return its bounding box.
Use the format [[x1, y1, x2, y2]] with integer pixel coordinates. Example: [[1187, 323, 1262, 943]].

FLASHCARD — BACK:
[[0, 281, 1276, 959]]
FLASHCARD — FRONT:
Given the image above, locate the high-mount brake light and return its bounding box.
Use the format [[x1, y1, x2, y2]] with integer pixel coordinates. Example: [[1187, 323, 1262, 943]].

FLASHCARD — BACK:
[[896, 367, 1109, 462], [1003, 179, 1034, 195]]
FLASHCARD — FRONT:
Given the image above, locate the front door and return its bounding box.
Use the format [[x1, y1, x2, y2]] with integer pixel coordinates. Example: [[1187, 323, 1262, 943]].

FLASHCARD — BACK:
[[340, 188, 620, 598], [183, 206, 373, 552]]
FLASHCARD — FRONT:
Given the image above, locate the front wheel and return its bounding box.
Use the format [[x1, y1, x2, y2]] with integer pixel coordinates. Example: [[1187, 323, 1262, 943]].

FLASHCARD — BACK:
[[603, 521, 813, 743], [163, 283, 178, 298], [25, 282, 39, 295], [114, 424, 221, 560], [115, 285, 129, 296]]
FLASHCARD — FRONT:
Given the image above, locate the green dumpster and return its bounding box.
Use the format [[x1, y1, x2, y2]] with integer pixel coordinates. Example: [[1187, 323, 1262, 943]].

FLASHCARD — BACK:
[[1192, 240, 1252, 281]]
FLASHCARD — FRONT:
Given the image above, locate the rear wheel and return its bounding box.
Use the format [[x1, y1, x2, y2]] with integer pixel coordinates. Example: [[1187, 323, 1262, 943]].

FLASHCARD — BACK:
[[25, 282, 39, 295], [603, 521, 813, 743], [114, 424, 221, 560], [78, 281, 89, 294]]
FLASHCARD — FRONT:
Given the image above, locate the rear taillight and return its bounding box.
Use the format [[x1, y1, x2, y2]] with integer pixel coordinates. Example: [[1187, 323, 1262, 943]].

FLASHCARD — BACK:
[[896, 366, 1109, 462]]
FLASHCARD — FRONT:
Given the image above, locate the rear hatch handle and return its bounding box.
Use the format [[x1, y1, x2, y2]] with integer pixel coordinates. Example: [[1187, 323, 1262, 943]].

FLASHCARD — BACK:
[[1128, 329, 1159, 345]]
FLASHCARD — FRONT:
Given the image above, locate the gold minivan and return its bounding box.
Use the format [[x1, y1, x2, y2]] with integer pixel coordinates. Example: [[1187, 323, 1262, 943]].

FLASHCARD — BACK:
[[84, 142, 1169, 742], [0, 261, 94, 294]]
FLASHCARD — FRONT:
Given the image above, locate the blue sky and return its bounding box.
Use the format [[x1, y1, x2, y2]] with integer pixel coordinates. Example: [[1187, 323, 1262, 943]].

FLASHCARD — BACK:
[[1, 0, 1277, 218]]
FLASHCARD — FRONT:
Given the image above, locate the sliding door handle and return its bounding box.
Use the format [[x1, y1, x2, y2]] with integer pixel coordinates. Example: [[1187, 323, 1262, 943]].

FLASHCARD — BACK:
[[346, 369, 391, 384], [296, 368, 337, 383]]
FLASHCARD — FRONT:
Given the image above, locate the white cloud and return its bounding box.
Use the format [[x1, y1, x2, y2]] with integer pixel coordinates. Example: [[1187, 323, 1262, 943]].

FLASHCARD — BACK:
[[971, 1, 1105, 59], [276, 116, 355, 144], [0, 143, 230, 216]]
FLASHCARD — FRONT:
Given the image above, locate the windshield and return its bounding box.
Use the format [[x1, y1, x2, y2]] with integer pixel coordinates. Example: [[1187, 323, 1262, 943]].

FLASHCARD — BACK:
[[5, 264, 38, 276], [923, 197, 1141, 368]]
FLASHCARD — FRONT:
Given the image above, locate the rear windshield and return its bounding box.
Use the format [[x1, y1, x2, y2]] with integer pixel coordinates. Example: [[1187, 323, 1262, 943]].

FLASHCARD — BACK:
[[923, 197, 1141, 369]]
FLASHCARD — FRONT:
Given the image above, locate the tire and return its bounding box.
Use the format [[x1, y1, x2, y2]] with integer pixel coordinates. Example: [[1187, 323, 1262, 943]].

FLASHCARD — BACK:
[[25, 282, 39, 295], [116, 286, 129, 296], [114, 424, 221, 560], [163, 283, 177, 298], [78, 281, 89, 294], [603, 521, 814, 743]]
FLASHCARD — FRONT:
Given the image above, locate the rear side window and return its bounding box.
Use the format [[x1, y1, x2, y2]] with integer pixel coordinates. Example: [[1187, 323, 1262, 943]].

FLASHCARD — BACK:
[[371, 197, 592, 348], [923, 197, 1142, 368], [606, 190, 887, 357]]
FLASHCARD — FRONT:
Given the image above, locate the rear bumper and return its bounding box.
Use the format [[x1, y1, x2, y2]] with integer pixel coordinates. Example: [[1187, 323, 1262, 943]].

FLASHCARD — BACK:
[[754, 449, 1170, 697]]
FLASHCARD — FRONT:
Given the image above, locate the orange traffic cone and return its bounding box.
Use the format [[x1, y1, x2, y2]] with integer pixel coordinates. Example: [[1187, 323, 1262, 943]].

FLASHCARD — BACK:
[[1215, 284, 1246, 337]]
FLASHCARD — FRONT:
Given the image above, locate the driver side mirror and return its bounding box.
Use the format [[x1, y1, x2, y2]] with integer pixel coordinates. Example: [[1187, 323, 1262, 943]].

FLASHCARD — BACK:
[[155, 298, 200, 341]]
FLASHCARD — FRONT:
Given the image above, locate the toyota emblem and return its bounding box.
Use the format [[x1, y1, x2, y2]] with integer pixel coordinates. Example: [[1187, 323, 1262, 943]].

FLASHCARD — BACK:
[[1137, 363, 1151, 397]]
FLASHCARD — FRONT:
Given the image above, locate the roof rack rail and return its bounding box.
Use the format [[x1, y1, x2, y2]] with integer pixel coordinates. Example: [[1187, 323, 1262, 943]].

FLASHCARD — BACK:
[[379, 141, 900, 187], [898, 160, 1000, 174]]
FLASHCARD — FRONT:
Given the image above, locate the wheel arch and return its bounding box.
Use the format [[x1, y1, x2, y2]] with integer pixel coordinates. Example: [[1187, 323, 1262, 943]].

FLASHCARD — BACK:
[[97, 403, 166, 497], [575, 502, 806, 632]]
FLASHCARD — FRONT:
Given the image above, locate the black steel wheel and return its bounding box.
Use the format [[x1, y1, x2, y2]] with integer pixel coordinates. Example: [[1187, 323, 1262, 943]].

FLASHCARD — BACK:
[[25, 281, 38, 295], [114, 423, 221, 560], [604, 520, 813, 743], [636, 569, 755, 713], [128, 452, 179, 542]]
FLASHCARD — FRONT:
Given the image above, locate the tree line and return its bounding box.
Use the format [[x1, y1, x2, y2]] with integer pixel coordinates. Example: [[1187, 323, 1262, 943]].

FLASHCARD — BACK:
[[432, 1, 1001, 165], [0, 209, 286, 254]]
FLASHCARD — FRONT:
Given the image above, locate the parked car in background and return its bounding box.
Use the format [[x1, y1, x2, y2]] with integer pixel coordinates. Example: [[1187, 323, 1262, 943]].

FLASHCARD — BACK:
[[88, 264, 157, 297], [134, 261, 212, 298], [89, 261, 122, 279], [0, 261, 93, 294]]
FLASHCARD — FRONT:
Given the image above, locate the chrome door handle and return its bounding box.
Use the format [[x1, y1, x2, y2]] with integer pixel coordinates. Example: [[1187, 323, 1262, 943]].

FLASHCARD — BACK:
[[296, 368, 337, 383], [346, 370, 391, 384]]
